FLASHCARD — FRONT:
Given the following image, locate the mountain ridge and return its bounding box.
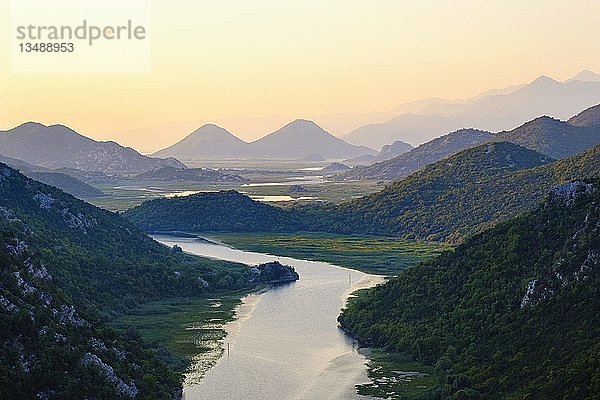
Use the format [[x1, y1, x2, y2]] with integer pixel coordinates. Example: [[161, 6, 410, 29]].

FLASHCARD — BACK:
[[337, 128, 492, 180], [338, 179, 600, 399], [0, 153, 105, 198], [0, 163, 261, 397], [0, 122, 185, 175], [344, 75, 600, 148], [153, 119, 376, 160], [340, 104, 600, 181]]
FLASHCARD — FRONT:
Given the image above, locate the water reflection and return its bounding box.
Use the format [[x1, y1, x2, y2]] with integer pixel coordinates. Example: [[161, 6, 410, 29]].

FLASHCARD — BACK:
[[152, 235, 383, 400]]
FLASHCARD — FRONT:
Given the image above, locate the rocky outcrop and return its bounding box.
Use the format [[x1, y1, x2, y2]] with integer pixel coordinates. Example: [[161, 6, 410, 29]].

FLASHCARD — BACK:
[[248, 261, 299, 284]]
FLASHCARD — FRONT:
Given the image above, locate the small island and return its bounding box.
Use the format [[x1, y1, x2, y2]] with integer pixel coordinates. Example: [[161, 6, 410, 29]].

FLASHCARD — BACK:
[[249, 261, 299, 285]]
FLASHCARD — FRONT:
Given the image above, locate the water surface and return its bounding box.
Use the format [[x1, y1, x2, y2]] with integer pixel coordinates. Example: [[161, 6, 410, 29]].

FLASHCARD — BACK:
[[152, 235, 383, 400]]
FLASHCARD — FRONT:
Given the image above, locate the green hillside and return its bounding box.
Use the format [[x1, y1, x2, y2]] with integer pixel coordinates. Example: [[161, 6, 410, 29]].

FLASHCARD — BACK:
[[124, 190, 303, 233], [0, 163, 257, 397], [338, 180, 600, 399]]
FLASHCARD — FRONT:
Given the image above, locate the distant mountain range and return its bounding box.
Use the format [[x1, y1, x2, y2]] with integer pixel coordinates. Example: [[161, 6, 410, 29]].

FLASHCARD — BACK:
[[343, 71, 600, 149], [339, 104, 600, 181], [0, 122, 185, 175], [154, 119, 376, 161], [339, 129, 492, 180]]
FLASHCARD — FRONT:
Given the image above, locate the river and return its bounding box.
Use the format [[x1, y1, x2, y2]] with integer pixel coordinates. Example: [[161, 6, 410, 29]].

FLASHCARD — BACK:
[[152, 234, 384, 400]]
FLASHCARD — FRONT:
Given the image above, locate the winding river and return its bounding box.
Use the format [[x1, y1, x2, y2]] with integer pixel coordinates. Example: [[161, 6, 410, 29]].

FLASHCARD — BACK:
[[152, 234, 384, 400]]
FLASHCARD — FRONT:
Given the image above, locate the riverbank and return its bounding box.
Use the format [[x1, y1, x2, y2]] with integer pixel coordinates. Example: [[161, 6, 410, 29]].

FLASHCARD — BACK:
[[151, 233, 386, 399], [109, 291, 254, 382], [180, 232, 451, 275], [148, 232, 440, 399]]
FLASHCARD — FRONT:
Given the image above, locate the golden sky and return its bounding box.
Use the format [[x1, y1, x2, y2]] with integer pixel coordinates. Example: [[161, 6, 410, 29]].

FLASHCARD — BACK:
[[2, 0, 600, 152]]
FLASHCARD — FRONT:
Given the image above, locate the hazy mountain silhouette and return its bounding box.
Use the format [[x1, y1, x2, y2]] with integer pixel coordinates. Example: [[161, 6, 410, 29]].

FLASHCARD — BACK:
[[344, 72, 600, 149], [567, 70, 600, 82], [338, 129, 492, 180], [154, 119, 376, 160], [153, 124, 248, 159], [373, 140, 413, 162], [340, 103, 600, 181], [0, 122, 185, 175], [248, 119, 375, 159]]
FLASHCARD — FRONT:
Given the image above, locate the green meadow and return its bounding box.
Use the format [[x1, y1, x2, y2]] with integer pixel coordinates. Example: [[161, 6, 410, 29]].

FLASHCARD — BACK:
[[205, 232, 451, 275]]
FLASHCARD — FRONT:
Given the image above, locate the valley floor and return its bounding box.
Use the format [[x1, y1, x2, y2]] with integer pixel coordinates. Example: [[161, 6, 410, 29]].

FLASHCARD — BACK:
[[109, 291, 254, 382], [200, 232, 450, 275]]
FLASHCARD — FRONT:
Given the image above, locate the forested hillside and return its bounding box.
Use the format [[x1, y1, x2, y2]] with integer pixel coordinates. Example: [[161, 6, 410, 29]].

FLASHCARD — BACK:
[[0, 164, 252, 318], [0, 163, 257, 397], [0, 222, 181, 398], [338, 180, 600, 399], [305, 143, 599, 241], [124, 190, 303, 233]]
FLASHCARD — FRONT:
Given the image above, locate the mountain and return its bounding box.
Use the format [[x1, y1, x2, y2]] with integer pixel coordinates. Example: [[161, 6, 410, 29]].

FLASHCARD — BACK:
[[338, 180, 600, 399], [313, 143, 600, 242], [344, 74, 600, 149], [153, 124, 249, 160], [310, 142, 557, 240], [25, 171, 106, 198], [153, 119, 376, 161], [321, 162, 350, 173], [247, 119, 376, 159], [341, 104, 600, 181], [338, 129, 492, 181], [132, 165, 249, 182], [492, 113, 600, 159], [0, 227, 181, 398], [568, 69, 600, 82], [345, 113, 462, 150], [0, 122, 185, 175], [124, 190, 303, 233], [373, 140, 413, 162], [0, 163, 253, 316], [567, 104, 600, 127], [0, 164, 257, 397], [0, 153, 105, 198]]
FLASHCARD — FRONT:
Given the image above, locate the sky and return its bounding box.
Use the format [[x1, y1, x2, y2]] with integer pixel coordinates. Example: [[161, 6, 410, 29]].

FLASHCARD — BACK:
[[1, 0, 600, 152]]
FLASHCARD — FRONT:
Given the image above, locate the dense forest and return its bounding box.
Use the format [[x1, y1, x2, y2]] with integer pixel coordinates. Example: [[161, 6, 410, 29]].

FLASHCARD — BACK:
[[304, 142, 600, 241], [124, 189, 305, 233], [0, 163, 261, 397], [0, 223, 181, 398], [124, 142, 600, 243], [338, 180, 600, 399]]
